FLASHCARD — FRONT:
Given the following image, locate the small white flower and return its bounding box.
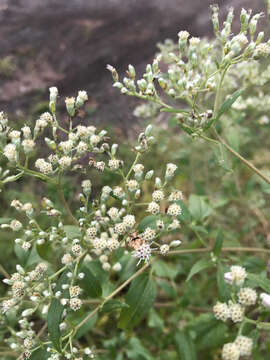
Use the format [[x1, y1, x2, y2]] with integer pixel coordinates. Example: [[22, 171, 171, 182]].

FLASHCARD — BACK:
[[165, 163, 177, 178], [127, 179, 139, 192], [69, 298, 82, 311], [222, 342, 240, 360], [229, 302, 244, 323], [62, 253, 73, 265], [160, 244, 170, 255], [152, 190, 164, 202], [147, 201, 160, 215], [123, 214, 136, 228], [167, 203, 182, 217], [224, 266, 246, 286], [142, 227, 156, 241], [133, 242, 152, 264], [102, 262, 111, 271], [234, 336, 253, 356], [260, 293, 270, 307], [112, 262, 122, 272], [213, 302, 230, 322], [237, 287, 257, 306]]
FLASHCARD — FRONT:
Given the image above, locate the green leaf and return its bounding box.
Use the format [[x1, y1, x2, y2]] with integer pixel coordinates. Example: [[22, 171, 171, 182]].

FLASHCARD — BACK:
[[14, 243, 30, 266], [174, 330, 197, 360], [29, 348, 50, 360], [213, 229, 223, 257], [118, 273, 157, 330], [188, 313, 217, 337], [179, 122, 194, 135], [148, 308, 164, 330], [137, 216, 158, 231], [216, 89, 243, 122], [190, 224, 208, 235], [247, 273, 270, 292], [80, 265, 102, 298], [63, 225, 81, 239], [152, 260, 178, 280], [243, 257, 265, 273], [160, 107, 189, 114], [74, 313, 97, 340], [176, 200, 191, 223], [47, 270, 69, 351], [36, 242, 52, 263], [226, 127, 240, 152], [188, 195, 213, 222], [0, 217, 12, 224], [197, 322, 227, 350], [186, 258, 213, 282], [217, 263, 230, 302], [126, 337, 153, 360], [101, 299, 129, 313]]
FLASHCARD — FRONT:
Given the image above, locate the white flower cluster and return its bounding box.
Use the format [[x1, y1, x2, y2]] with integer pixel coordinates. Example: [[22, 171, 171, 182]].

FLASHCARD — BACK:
[[222, 336, 253, 360], [212, 263, 270, 358], [0, 87, 186, 358]]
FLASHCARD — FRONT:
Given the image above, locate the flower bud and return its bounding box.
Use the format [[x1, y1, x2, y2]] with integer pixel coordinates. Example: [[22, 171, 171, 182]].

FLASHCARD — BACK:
[[128, 64, 136, 79], [145, 170, 154, 180], [111, 144, 118, 156], [65, 97, 75, 117]]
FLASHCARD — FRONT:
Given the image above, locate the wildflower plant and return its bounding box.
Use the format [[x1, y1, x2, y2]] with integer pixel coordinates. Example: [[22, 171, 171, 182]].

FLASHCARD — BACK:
[[1, 5, 270, 360], [0, 85, 185, 359]]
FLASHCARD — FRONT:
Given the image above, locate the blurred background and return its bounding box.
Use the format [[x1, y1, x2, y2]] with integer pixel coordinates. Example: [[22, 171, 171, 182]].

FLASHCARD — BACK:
[[0, 0, 267, 133]]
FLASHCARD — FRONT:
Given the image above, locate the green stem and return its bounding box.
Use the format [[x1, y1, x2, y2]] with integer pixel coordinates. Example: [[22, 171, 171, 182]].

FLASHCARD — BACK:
[[168, 246, 270, 255], [57, 171, 78, 225], [17, 165, 55, 183], [212, 128, 270, 185], [48, 266, 67, 281], [73, 258, 155, 333], [0, 264, 10, 279], [125, 153, 141, 180]]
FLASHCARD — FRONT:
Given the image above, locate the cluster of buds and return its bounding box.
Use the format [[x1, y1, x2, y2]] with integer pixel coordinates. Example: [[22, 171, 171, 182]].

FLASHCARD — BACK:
[[109, 7, 270, 143]]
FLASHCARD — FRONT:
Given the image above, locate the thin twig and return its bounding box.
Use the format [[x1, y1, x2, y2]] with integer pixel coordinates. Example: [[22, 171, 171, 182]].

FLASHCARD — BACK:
[[0, 264, 10, 279], [212, 128, 270, 185], [73, 257, 156, 333]]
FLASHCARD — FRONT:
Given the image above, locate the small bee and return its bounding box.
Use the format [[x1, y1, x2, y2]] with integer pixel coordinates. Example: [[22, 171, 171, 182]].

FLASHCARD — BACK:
[[127, 230, 144, 250]]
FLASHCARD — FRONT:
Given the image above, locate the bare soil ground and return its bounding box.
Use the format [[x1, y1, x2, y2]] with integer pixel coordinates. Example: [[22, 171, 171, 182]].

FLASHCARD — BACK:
[[0, 0, 266, 131]]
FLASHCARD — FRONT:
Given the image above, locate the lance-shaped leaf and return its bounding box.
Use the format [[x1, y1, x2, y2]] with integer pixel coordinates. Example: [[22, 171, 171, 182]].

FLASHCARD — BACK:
[[47, 270, 69, 352], [247, 273, 270, 293], [213, 228, 223, 257], [160, 107, 189, 114], [216, 89, 243, 121], [118, 273, 156, 330], [174, 330, 197, 360], [186, 258, 213, 282], [80, 265, 102, 298]]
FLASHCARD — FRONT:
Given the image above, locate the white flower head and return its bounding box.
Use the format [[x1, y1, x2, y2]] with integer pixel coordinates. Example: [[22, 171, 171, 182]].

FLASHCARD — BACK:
[[224, 266, 246, 286], [260, 293, 270, 308]]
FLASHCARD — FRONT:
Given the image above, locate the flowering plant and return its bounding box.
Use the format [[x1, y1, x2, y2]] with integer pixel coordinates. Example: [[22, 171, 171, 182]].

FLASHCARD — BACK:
[[1, 5, 270, 360]]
